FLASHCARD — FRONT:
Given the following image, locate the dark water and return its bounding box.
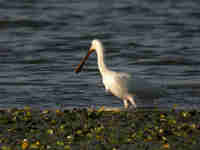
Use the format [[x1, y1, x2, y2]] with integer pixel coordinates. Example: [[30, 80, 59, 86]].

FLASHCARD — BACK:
[[0, 0, 200, 109]]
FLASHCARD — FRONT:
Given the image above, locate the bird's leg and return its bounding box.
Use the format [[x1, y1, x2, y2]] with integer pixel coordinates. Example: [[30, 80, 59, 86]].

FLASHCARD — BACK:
[[129, 98, 137, 108], [126, 95, 137, 108], [123, 100, 129, 109]]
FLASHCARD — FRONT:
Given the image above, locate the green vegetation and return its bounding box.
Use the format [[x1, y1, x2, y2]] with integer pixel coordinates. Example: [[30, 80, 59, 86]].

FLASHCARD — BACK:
[[0, 107, 199, 150]]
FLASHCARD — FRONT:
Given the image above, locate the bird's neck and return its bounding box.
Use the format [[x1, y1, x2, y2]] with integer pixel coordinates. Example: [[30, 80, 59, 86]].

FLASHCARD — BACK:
[[96, 46, 110, 76]]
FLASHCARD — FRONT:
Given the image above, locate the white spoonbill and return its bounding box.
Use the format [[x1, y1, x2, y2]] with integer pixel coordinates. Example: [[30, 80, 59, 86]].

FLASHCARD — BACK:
[[75, 39, 165, 108]]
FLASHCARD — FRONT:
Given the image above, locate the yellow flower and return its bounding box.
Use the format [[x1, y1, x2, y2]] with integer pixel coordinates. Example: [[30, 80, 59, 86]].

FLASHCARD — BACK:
[[159, 128, 164, 134], [127, 138, 132, 142], [182, 112, 188, 117], [24, 106, 31, 111], [162, 136, 167, 141], [1, 145, 11, 150], [56, 109, 63, 115], [76, 130, 82, 135], [160, 114, 165, 118], [36, 141, 40, 145], [26, 111, 31, 117], [64, 145, 71, 150], [22, 139, 29, 150], [98, 106, 105, 112], [162, 143, 170, 149], [30, 144, 38, 149], [191, 123, 196, 129], [42, 110, 49, 114], [47, 129, 54, 135]]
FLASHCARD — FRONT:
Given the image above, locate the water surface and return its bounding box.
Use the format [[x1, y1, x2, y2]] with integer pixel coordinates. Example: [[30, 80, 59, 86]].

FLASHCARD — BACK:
[[0, 0, 200, 109]]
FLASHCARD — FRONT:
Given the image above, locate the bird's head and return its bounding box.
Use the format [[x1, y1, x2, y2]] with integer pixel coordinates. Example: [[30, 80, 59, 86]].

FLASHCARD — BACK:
[[75, 39, 102, 73], [89, 39, 102, 53]]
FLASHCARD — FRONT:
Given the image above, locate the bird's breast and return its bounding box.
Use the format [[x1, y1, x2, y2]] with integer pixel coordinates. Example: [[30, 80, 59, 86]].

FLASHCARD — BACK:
[[102, 74, 128, 99], [102, 75, 115, 90]]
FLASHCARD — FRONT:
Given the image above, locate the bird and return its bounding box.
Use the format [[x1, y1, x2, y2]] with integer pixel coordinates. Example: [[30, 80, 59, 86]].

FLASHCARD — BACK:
[[75, 39, 166, 109]]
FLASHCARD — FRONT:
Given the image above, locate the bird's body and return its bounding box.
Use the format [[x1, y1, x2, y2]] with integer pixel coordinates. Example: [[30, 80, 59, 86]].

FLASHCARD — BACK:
[[75, 39, 165, 108]]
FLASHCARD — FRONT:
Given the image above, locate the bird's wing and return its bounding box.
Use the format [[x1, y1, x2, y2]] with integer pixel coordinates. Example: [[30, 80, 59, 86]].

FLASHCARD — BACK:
[[115, 72, 165, 99]]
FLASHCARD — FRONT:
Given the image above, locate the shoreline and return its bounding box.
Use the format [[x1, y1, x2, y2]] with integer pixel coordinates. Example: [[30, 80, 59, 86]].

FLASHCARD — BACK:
[[0, 107, 200, 149]]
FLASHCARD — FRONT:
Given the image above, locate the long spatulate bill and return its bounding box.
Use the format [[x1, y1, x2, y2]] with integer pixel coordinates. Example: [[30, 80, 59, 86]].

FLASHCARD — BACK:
[[75, 49, 94, 73]]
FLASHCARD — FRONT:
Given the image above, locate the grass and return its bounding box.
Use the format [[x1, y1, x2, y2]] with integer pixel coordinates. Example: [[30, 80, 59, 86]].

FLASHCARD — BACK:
[[0, 107, 200, 150]]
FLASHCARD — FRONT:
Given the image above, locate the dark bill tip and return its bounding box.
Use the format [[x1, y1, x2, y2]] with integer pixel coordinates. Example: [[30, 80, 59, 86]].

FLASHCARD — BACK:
[[74, 50, 93, 73]]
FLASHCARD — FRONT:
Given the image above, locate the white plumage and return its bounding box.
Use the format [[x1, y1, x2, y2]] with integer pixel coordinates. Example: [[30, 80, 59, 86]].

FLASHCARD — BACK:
[[75, 39, 165, 108]]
